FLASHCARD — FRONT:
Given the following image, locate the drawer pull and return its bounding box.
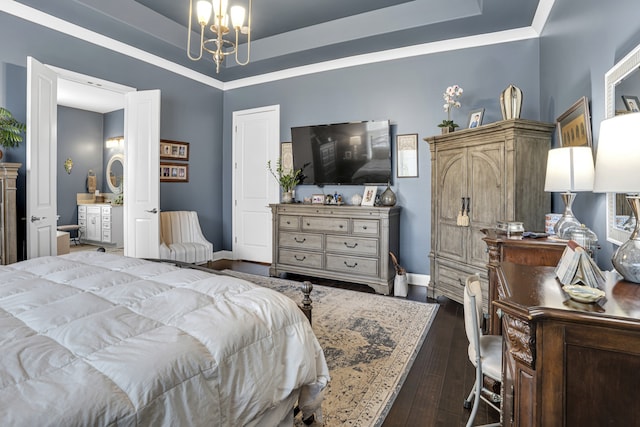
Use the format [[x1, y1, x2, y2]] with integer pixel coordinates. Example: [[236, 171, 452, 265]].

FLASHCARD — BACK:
[[362, 226, 368, 230], [294, 237, 306, 243], [339, 224, 344, 229], [294, 255, 307, 262], [286, 221, 291, 225], [344, 242, 358, 249], [344, 261, 358, 268]]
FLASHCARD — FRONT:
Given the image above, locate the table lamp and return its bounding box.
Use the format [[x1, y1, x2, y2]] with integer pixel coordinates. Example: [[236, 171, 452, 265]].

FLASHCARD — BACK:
[[544, 146, 595, 238], [593, 113, 640, 283]]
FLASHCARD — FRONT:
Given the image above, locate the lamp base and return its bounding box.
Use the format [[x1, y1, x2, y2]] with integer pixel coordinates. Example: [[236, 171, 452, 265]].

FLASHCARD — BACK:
[[612, 196, 640, 284], [554, 192, 582, 239]]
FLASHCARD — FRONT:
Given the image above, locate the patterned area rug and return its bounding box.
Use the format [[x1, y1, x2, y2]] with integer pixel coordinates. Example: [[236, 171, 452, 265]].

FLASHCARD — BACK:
[[222, 271, 438, 426]]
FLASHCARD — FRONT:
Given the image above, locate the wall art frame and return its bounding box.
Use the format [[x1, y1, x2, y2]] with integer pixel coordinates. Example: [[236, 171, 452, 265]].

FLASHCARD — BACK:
[[396, 133, 418, 178], [556, 96, 592, 149], [160, 139, 190, 161], [160, 162, 189, 182]]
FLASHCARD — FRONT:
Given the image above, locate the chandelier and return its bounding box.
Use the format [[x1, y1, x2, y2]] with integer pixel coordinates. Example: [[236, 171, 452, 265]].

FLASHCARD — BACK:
[[187, 0, 252, 73]]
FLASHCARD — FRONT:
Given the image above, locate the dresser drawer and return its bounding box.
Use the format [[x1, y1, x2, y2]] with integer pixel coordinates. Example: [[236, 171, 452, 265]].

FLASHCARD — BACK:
[[102, 220, 111, 230], [326, 254, 378, 277], [101, 206, 111, 215], [279, 249, 323, 269], [302, 216, 348, 232], [326, 235, 378, 256], [102, 230, 111, 242], [87, 206, 101, 215], [352, 219, 379, 235], [279, 215, 300, 230], [279, 232, 323, 250]]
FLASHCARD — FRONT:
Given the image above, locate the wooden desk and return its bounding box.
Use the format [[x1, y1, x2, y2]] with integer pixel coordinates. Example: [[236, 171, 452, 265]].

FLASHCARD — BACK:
[[494, 262, 640, 427], [483, 230, 566, 334]]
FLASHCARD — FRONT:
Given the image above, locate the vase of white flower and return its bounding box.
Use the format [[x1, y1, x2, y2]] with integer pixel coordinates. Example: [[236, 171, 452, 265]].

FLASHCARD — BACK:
[[438, 85, 463, 133]]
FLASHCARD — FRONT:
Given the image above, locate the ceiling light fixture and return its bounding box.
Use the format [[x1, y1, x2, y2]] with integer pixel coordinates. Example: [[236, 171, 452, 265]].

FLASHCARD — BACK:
[[187, 0, 252, 73]]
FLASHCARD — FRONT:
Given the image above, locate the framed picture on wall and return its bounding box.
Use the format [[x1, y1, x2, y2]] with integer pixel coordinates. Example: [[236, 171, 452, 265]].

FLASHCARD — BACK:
[[281, 142, 294, 174], [160, 162, 189, 182], [621, 95, 640, 112], [396, 134, 418, 178], [556, 96, 592, 148], [160, 140, 190, 160]]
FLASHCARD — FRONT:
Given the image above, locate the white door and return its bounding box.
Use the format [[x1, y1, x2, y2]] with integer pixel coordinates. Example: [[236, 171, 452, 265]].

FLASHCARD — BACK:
[[232, 105, 280, 262], [124, 90, 161, 259], [26, 57, 57, 258]]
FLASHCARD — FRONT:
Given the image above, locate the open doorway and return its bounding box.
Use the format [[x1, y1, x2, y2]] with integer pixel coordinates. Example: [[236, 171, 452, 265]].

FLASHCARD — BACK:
[[27, 58, 161, 259]]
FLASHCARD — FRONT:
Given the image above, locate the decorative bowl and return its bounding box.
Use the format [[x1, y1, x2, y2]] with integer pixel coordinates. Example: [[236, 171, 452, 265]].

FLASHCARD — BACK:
[[562, 284, 605, 303]]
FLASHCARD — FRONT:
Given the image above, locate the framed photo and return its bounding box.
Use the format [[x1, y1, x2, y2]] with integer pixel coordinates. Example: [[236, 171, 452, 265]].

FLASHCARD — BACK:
[[621, 95, 640, 112], [160, 162, 189, 182], [556, 96, 592, 148], [281, 142, 294, 174], [160, 140, 190, 160], [467, 108, 484, 129], [312, 194, 324, 204], [361, 186, 377, 206], [396, 133, 418, 178]]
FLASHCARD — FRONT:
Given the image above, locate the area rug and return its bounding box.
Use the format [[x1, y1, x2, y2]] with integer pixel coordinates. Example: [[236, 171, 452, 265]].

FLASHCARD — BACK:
[[222, 270, 439, 426]]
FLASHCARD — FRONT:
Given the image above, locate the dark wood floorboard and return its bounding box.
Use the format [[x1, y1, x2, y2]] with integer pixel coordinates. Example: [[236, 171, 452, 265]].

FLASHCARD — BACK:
[[207, 259, 500, 426]]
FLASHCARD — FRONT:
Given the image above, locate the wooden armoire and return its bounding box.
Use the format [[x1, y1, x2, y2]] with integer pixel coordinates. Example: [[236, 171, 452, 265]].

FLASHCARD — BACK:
[[425, 119, 553, 306], [0, 162, 21, 265]]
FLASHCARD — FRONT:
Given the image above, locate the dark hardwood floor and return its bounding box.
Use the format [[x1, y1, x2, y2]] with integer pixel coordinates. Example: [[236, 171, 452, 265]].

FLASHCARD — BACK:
[[207, 259, 500, 427]]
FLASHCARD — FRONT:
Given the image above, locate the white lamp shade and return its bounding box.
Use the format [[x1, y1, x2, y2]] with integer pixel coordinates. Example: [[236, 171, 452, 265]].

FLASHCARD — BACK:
[[230, 5, 245, 29], [196, 1, 212, 25], [593, 113, 640, 193], [544, 146, 595, 192]]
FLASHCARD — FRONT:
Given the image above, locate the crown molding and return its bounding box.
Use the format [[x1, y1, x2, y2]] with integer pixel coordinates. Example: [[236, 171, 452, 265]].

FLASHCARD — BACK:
[[1, 0, 555, 91]]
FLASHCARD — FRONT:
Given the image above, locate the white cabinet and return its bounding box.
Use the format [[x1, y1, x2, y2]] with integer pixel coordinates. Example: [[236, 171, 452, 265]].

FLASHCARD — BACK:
[[78, 204, 123, 248]]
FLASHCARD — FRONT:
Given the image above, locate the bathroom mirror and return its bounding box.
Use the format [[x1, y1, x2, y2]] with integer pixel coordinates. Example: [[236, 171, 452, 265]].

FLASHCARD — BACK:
[[603, 42, 640, 245], [106, 154, 124, 194]]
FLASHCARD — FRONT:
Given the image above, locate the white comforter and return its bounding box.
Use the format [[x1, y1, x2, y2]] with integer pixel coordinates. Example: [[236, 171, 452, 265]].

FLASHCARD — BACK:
[[0, 252, 329, 426]]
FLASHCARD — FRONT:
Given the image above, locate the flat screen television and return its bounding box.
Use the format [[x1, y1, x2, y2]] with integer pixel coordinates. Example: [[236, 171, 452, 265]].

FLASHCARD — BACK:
[[291, 119, 391, 185]]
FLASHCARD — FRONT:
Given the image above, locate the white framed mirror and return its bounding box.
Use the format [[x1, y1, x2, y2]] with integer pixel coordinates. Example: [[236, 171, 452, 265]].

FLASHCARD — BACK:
[[603, 42, 640, 245], [106, 153, 124, 195]]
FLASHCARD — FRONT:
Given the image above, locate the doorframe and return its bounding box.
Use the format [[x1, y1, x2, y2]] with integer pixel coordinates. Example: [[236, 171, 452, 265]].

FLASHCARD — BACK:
[[231, 105, 280, 261], [27, 62, 138, 257]]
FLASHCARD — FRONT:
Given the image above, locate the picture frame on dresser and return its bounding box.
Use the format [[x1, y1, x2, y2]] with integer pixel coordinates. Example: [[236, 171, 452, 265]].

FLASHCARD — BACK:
[[556, 96, 592, 148], [467, 108, 484, 128], [361, 186, 377, 206]]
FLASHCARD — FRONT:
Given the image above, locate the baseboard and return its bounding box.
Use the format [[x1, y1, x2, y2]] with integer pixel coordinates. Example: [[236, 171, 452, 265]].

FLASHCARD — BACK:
[[407, 272, 430, 288], [213, 250, 233, 261]]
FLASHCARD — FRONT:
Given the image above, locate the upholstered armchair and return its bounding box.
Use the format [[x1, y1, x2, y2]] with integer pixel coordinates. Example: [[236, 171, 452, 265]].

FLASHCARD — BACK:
[[159, 211, 213, 264]]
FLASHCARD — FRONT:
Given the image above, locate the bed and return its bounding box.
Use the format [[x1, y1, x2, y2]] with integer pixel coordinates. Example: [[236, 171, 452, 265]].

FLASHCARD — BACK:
[[0, 252, 329, 426]]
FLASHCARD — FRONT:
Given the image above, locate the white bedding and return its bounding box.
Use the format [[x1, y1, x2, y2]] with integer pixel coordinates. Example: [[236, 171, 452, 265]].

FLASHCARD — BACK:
[[0, 252, 329, 426]]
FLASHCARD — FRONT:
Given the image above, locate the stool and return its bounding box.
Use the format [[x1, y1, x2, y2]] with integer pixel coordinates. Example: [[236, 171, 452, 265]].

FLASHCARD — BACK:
[[57, 225, 82, 245]]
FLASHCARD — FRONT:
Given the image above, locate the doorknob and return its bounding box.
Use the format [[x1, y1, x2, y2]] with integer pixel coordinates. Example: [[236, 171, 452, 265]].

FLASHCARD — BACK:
[[145, 208, 158, 214], [30, 215, 44, 222]]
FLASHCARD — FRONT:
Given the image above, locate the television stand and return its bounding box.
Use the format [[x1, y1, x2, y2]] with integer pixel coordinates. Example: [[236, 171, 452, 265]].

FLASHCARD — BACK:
[[269, 203, 400, 295]]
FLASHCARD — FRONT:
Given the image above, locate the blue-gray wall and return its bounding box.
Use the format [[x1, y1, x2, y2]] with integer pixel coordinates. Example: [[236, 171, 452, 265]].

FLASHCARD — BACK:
[[0, 11, 224, 260], [539, 0, 640, 269], [57, 106, 104, 228], [2, 2, 640, 273], [223, 40, 542, 275]]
